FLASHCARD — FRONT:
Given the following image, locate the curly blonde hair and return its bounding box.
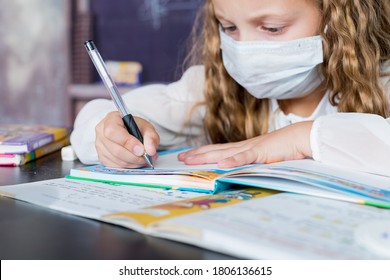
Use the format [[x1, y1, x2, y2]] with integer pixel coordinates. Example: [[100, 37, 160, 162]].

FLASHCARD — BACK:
[[185, 0, 390, 144], [320, 0, 390, 116]]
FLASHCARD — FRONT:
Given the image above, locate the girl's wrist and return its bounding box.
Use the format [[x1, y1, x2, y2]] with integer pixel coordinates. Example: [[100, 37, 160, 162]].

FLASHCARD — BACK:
[[293, 121, 313, 158]]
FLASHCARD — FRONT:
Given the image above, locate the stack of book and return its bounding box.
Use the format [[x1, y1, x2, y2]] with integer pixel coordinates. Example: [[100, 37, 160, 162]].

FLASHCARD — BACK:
[[0, 124, 70, 166]]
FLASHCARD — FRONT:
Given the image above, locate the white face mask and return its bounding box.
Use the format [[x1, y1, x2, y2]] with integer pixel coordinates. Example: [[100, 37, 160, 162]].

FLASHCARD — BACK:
[[220, 30, 324, 99]]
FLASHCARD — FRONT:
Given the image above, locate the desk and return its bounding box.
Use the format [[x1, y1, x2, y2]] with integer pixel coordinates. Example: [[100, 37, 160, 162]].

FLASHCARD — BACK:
[[0, 151, 234, 260]]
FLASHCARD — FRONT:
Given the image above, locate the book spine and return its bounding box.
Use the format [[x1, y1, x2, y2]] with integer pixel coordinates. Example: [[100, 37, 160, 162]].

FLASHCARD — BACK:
[[26, 128, 68, 151], [21, 137, 70, 165]]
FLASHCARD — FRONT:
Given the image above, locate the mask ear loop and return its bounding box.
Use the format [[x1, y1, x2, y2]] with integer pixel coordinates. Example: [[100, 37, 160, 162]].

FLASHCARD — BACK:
[[218, 24, 225, 34], [324, 25, 328, 34]]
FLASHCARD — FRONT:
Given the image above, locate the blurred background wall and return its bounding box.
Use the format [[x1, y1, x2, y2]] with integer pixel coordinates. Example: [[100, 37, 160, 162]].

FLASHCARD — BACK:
[[90, 0, 201, 83], [0, 0, 71, 126], [0, 0, 201, 127]]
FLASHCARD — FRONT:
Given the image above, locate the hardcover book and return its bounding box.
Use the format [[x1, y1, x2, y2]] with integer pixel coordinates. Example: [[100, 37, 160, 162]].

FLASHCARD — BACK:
[[0, 124, 69, 153], [0, 137, 70, 166]]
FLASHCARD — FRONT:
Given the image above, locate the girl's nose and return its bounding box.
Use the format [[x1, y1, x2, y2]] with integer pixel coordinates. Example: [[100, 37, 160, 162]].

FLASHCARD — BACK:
[[237, 30, 261, 42]]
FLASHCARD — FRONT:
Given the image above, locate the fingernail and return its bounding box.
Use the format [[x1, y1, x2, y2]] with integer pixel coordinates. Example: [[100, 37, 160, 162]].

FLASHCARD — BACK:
[[133, 145, 144, 157], [178, 153, 185, 160]]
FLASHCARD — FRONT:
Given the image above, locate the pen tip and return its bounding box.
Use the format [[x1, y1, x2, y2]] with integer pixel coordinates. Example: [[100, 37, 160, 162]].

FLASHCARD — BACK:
[[143, 153, 154, 169]]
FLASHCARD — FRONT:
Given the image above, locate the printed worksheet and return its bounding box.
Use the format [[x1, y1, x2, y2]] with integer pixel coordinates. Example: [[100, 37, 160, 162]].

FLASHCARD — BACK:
[[145, 193, 390, 259], [0, 179, 204, 218]]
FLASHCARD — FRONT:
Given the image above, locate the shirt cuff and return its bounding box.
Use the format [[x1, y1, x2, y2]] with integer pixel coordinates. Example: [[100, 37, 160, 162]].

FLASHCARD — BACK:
[[310, 116, 323, 162]]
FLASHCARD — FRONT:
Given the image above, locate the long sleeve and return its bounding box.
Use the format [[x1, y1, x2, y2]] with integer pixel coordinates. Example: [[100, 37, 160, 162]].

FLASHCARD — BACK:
[[311, 113, 390, 177], [70, 65, 206, 164], [310, 64, 390, 177]]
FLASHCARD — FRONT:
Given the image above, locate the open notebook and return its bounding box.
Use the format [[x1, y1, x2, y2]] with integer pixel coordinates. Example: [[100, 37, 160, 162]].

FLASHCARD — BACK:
[[68, 148, 390, 208]]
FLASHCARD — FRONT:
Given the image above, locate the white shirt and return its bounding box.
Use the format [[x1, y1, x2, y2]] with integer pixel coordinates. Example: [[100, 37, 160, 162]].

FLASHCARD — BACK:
[[70, 64, 390, 177]]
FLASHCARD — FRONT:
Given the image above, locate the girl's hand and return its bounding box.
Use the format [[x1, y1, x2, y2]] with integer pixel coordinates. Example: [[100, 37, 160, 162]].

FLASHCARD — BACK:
[[178, 121, 313, 168], [95, 111, 160, 168]]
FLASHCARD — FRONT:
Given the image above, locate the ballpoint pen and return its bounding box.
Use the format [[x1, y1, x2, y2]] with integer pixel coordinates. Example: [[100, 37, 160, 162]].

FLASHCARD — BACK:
[[84, 40, 154, 169]]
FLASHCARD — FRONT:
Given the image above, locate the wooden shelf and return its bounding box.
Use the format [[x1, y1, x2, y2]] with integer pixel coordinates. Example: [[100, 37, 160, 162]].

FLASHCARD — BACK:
[[68, 83, 133, 99], [68, 83, 134, 120]]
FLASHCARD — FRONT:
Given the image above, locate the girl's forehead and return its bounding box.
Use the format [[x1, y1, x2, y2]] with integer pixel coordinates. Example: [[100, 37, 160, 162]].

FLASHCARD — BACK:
[[212, 0, 322, 41], [212, 0, 319, 16]]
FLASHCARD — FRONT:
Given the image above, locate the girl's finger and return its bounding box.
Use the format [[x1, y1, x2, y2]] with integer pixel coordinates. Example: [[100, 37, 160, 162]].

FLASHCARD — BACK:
[[182, 146, 246, 165], [98, 136, 147, 167], [178, 142, 244, 160], [217, 150, 258, 168]]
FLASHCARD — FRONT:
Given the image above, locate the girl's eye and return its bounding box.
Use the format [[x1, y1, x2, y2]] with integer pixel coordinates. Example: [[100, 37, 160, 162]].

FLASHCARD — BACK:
[[261, 26, 284, 34], [221, 25, 237, 34]]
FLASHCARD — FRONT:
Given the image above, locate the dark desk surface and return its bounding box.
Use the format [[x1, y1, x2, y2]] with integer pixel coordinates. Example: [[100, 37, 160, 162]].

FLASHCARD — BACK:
[[0, 151, 234, 260]]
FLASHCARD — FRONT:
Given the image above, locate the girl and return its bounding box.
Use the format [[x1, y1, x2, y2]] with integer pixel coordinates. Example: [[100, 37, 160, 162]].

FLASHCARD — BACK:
[[71, 0, 390, 176]]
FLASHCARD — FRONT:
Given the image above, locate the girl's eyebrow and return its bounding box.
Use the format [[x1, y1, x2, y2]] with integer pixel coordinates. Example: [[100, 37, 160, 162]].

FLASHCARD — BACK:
[[214, 13, 230, 22], [247, 12, 293, 23]]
